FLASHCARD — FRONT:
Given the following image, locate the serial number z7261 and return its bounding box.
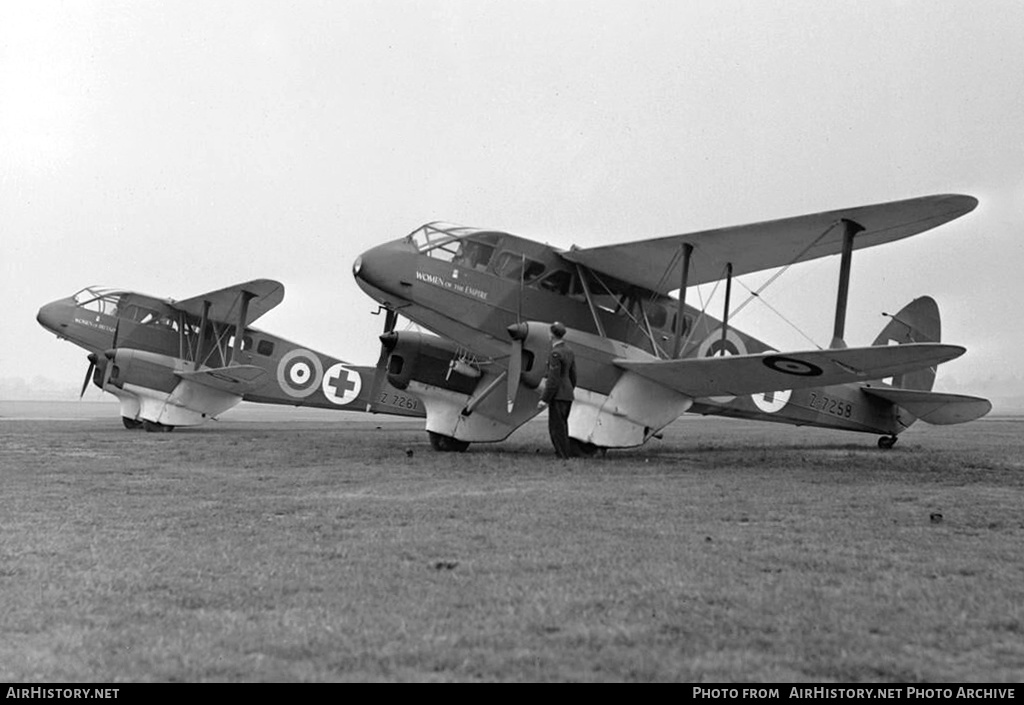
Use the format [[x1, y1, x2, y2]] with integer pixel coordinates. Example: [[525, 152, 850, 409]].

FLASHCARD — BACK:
[[380, 393, 419, 410], [808, 392, 853, 418]]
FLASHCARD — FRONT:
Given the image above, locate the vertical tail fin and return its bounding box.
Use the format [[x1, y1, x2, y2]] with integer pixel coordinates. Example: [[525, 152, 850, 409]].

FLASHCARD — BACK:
[[873, 296, 940, 392], [864, 295, 990, 428]]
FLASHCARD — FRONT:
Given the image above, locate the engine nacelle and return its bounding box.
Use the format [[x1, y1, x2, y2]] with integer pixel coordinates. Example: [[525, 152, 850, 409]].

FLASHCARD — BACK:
[[379, 331, 479, 395], [379, 330, 541, 443], [107, 348, 180, 394], [106, 349, 241, 427], [513, 322, 694, 448]]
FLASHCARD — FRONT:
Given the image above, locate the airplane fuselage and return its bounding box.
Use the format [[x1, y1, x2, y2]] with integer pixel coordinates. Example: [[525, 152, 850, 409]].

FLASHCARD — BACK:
[[354, 224, 905, 443], [37, 287, 424, 427]]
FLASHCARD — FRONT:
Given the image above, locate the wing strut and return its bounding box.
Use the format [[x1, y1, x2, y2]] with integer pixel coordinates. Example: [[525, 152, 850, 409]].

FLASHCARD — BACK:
[[230, 291, 255, 365], [463, 370, 508, 417], [720, 262, 733, 353], [831, 218, 865, 348], [575, 264, 607, 338], [671, 243, 693, 358], [195, 300, 211, 368]]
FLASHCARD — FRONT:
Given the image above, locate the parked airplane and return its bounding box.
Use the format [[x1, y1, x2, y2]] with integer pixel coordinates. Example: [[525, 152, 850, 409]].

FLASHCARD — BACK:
[[353, 194, 991, 452], [37, 281, 424, 431]]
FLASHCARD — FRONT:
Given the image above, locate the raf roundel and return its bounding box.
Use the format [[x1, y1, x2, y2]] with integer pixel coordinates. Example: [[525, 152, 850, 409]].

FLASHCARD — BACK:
[[699, 328, 747, 404], [277, 349, 325, 398], [322, 363, 362, 406], [752, 389, 792, 413], [763, 355, 823, 377]]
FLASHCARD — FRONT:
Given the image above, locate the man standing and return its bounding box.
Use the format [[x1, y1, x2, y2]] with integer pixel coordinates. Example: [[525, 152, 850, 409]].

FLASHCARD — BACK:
[[538, 321, 577, 458]]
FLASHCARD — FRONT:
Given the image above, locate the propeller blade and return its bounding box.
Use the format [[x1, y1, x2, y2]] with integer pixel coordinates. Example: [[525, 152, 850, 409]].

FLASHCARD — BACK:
[[80, 355, 97, 398], [111, 319, 120, 349], [376, 309, 398, 368], [372, 308, 400, 402], [506, 338, 522, 414], [517, 253, 525, 324], [505, 322, 531, 414]]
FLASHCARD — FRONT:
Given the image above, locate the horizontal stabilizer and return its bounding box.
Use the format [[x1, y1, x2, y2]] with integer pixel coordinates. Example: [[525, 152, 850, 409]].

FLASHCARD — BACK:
[[860, 387, 992, 425], [615, 343, 965, 398], [176, 365, 268, 395]]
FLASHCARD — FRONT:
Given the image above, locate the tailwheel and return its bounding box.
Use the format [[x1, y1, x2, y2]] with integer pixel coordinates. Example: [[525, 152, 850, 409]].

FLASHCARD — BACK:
[[122, 417, 143, 430], [428, 431, 469, 453], [878, 435, 898, 450], [143, 420, 174, 433]]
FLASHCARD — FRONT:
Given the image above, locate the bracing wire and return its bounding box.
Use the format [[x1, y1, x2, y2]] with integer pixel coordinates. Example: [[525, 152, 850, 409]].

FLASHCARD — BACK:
[[714, 219, 846, 350], [735, 278, 823, 350]]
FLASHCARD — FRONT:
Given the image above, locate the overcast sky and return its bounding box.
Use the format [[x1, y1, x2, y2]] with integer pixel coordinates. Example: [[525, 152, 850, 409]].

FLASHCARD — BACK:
[[3, 0, 1023, 399]]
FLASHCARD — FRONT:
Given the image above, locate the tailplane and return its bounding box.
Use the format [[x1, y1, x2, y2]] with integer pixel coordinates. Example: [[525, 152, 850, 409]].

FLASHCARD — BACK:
[[864, 296, 990, 428]]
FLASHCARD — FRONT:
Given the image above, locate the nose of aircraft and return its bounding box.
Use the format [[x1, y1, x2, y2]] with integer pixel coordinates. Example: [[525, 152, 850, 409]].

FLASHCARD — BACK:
[[353, 240, 412, 304], [36, 298, 71, 334]]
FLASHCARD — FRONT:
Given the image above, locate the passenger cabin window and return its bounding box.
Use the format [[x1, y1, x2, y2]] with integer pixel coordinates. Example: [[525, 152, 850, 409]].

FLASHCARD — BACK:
[[257, 340, 275, 356], [536, 270, 573, 295], [226, 335, 254, 351], [641, 300, 668, 329], [141, 313, 180, 332], [122, 305, 161, 323], [493, 252, 545, 283], [452, 240, 495, 270]]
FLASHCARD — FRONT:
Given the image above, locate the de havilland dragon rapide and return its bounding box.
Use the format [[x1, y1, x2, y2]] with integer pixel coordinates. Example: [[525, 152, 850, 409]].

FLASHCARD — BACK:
[[39, 193, 990, 451]]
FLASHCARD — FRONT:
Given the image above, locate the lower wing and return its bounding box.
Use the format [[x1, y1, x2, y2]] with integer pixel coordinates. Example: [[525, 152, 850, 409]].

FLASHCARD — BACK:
[[615, 343, 965, 398]]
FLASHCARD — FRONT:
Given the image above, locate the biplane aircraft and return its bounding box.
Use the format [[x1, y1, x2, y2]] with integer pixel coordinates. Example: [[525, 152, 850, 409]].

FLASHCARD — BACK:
[[36, 281, 424, 431], [353, 193, 991, 452]]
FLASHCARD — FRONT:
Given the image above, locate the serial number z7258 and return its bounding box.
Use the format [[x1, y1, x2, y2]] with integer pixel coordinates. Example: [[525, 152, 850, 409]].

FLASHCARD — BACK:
[[808, 392, 853, 418]]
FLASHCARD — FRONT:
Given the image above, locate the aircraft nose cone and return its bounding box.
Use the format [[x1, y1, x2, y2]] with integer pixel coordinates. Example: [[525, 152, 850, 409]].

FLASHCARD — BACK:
[[36, 299, 69, 333], [353, 240, 413, 304]]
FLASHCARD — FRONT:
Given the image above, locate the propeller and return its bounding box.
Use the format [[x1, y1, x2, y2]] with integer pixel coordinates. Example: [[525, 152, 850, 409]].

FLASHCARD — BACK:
[[505, 254, 529, 414], [80, 353, 98, 398], [376, 308, 398, 366], [80, 318, 120, 399], [371, 308, 399, 403], [506, 322, 528, 413]]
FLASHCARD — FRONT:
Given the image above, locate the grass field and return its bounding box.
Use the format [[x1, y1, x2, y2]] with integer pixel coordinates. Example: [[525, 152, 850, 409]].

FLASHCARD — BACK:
[[1, 403, 1022, 682]]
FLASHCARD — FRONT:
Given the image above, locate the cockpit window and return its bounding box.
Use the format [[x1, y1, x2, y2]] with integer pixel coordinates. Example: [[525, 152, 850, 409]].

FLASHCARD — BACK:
[[407, 223, 502, 267], [421, 236, 463, 263], [72, 287, 124, 316]]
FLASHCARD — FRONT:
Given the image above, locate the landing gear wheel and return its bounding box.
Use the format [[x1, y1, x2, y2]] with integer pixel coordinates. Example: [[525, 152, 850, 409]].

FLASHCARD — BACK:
[[143, 420, 174, 433], [122, 417, 143, 430], [878, 435, 897, 450], [571, 440, 601, 457], [428, 432, 469, 453]]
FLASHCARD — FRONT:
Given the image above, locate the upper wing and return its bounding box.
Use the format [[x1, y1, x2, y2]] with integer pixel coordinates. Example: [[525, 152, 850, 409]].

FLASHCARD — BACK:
[[174, 279, 285, 327], [614, 343, 965, 398], [562, 194, 977, 294]]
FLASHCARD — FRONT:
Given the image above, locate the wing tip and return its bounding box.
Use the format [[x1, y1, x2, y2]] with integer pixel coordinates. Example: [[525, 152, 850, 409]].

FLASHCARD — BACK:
[[937, 193, 979, 216]]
